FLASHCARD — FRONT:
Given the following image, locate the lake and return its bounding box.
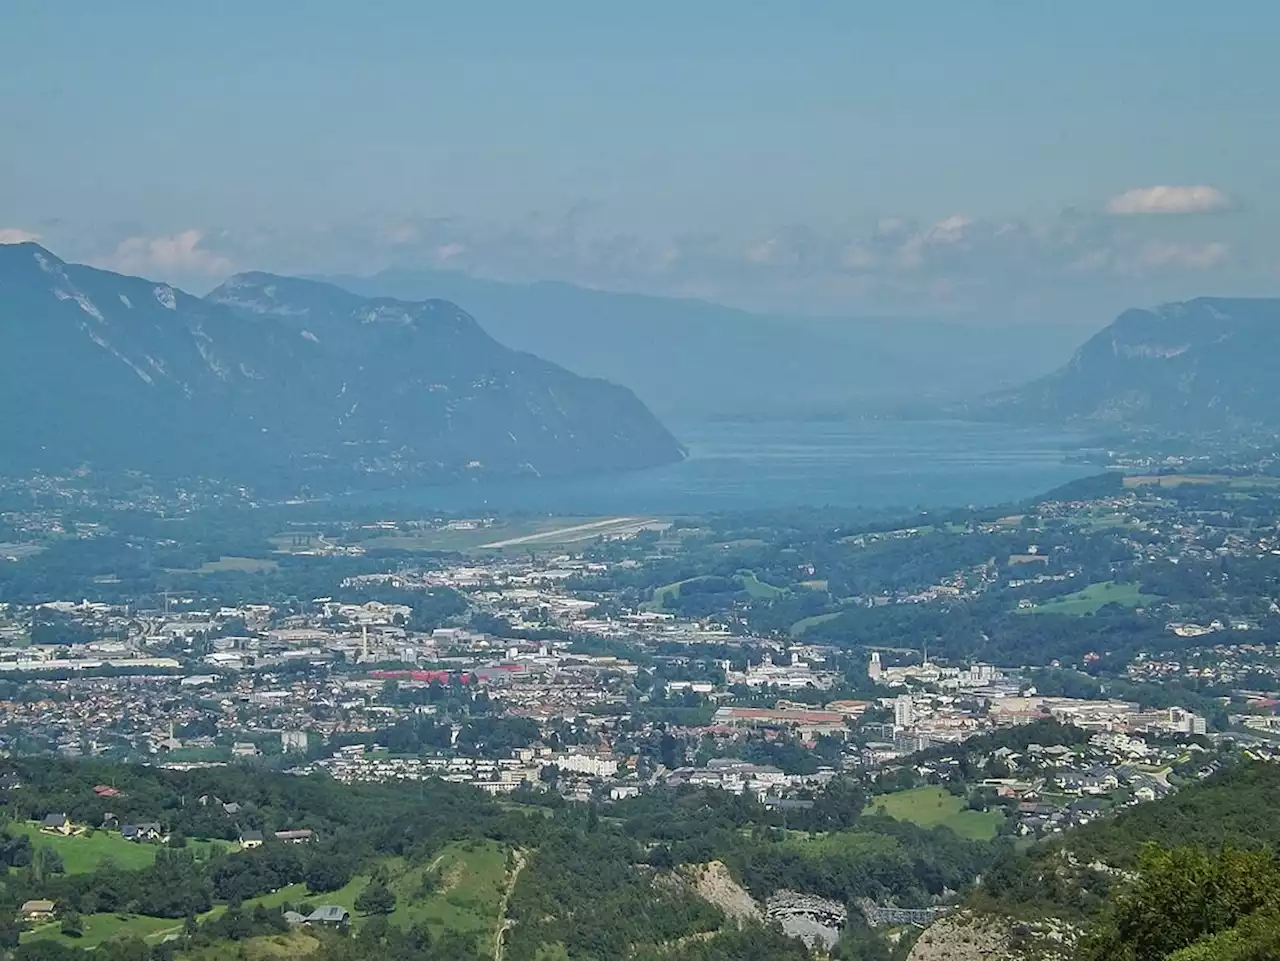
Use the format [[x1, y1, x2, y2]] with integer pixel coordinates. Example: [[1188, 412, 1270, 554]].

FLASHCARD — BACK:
[[364, 420, 1096, 516]]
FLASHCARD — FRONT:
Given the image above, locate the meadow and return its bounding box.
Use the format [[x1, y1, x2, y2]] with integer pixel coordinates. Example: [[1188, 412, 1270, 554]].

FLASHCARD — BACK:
[[864, 786, 1004, 841], [1019, 580, 1157, 615]]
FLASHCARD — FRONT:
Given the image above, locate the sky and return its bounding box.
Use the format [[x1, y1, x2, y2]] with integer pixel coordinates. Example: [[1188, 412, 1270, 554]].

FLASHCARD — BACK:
[[2, 1, 1278, 324]]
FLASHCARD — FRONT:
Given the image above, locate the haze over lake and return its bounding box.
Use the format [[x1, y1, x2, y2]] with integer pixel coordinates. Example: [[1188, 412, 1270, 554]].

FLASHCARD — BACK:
[[375, 420, 1096, 516]]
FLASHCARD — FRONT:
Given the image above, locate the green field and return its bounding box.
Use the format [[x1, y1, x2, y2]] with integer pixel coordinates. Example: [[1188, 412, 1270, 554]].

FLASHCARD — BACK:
[[737, 572, 785, 599], [647, 577, 704, 610], [196, 556, 280, 574], [1123, 473, 1280, 490], [11, 823, 235, 875], [783, 829, 902, 859], [13, 823, 164, 873], [388, 839, 510, 935], [1019, 580, 1157, 615], [179, 929, 322, 961], [22, 913, 182, 949], [237, 840, 510, 936], [168, 555, 281, 575], [24, 841, 512, 954], [789, 611, 841, 637], [865, 786, 1004, 840], [649, 572, 784, 611]]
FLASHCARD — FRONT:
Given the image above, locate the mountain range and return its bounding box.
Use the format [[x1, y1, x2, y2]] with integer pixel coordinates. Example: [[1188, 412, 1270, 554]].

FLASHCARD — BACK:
[[0, 243, 683, 486], [971, 297, 1280, 430], [319, 268, 1089, 418], [5, 240, 1278, 491]]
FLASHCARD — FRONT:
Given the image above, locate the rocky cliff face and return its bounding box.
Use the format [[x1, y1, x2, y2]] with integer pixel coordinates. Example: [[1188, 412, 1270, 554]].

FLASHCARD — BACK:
[[905, 911, 1077, 961]]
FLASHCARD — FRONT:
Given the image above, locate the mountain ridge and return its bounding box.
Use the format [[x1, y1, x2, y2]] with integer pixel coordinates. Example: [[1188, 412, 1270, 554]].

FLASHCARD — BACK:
[[318, 267, 1089, 418], [968, 296, 1280, 431], [0, 243, 683, 487]]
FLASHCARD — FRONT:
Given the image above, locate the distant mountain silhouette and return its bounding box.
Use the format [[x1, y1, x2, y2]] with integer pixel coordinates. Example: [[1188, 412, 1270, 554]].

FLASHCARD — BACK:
[[0, 243, 682, 485], [319, 268, 1086, 418], [971, 297, 1280, 430]]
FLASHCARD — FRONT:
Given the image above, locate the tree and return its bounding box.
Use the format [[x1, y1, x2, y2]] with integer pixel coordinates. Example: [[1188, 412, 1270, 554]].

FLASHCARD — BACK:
[[1079, 845, 1280, 961], [355, 880, 397, 916], [305, 853, 355, 893], [59, 909, 84, 938]]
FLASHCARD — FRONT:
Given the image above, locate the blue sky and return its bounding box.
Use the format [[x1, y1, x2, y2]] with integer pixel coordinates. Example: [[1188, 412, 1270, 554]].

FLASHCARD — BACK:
[[2, 2, 1277, 322]]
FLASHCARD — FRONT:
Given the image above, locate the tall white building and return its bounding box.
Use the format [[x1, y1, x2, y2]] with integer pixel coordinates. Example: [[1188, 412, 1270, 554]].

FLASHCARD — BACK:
[[868, 652, 882, 684], [893, 693, 914, 730]]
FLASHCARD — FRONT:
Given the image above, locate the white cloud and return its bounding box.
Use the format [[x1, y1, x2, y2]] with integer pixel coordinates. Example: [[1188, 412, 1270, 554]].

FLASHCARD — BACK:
[[382, 223, 421, 245], [433, 242, 466, 262], [925, 214, 973, 244], [746, 238, 777, 265], [1137, 241, 1229, 270], [47, 201, 1257, 322], [1106, 185, 1231, 216], [0, 227, 40, 245], [100, 230, 233, 276]]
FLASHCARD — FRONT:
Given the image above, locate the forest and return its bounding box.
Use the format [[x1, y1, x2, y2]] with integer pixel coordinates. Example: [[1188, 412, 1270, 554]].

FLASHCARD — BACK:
[[0, 755, 965, 960]]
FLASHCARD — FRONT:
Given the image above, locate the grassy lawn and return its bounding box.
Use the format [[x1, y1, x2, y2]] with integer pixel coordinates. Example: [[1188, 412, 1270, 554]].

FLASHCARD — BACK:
[[388, 840, 509, 937], [197, 556, 280, 574], [233, 841, 510, 938], [783, 830, 901, 859], [22, 913, 182, 949], [647, 577, 703, 610], [1018, 580, 1157, 615], [1124, 474, 1280, 490], [737, 572, 785, 599], [19, 842, 513, 955], [789, 611, 841, 637], [650, 573, 783, 611], [864, 786, 1004, 841], [12, 823, 162, 873], [11, 823, 235, 875], [182, 930, 322, 961]]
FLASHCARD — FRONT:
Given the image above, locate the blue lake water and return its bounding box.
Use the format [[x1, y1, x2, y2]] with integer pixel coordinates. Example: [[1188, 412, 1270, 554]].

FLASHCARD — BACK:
[[361, 420, 1096, 516]]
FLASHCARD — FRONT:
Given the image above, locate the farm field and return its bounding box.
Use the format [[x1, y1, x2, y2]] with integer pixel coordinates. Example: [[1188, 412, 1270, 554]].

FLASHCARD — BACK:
[[864, 786, 1004, 841], [177, 929, 322, 961], [10, 822, 236, 875], [789, 611, 841, 637], [22, 912, 181, 950], [195, 556, 280, 574], [649, 571, 785, 611], [1123, 474, 1280, 490], [782, 829, 902, 860], [21, 840, 512, 954], [12, 823, 164, 873], [737, 572, 784, 599], [1018, 580, 1157, 615]]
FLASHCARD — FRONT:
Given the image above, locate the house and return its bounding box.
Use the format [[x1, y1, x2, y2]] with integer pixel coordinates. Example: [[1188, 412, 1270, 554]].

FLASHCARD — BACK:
[[121, 823, 163, 842], [283, 910, 307, 926], [273, 829, 314, 844], [93, 785, 121, 798], [41, 813, 71, 835], [239, 830, 264, 849], [305, 905, 349, 927], [20, 900, 56, 921], [222, 802, 242, 815]]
